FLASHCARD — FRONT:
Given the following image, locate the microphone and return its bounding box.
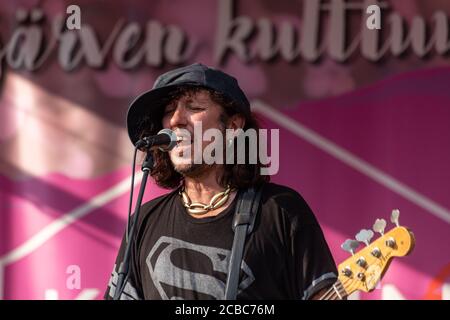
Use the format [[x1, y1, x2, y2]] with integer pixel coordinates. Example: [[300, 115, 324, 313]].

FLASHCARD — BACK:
[[135, 129, 177, 151]]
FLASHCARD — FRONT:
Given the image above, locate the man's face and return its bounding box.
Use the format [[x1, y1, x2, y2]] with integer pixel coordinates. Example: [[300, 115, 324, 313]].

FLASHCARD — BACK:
[[162, 90, 224, 176]]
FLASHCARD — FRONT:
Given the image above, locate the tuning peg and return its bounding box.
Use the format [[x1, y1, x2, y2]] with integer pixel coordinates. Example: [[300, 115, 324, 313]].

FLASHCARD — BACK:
[[373, 218, 387, 236], [341, 239, 360, 256], [356, 229, 374, 246], [391, 209, 400, 227]]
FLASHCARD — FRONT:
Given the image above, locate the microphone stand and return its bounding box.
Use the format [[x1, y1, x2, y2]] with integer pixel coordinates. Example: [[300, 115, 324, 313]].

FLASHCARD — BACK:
[[113, 151, 154, 300]]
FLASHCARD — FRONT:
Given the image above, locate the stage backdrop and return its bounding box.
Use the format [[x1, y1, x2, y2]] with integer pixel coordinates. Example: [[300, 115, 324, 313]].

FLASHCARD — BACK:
[[1, 0, 449, 300]]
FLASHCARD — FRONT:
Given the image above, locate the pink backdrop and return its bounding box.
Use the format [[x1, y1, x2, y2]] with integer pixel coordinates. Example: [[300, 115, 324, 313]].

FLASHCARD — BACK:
[[0, 0, 449, 300]]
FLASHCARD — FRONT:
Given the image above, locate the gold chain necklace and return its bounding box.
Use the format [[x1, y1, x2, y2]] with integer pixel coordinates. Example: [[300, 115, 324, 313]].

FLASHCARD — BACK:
[[180, 185, 232, 216]]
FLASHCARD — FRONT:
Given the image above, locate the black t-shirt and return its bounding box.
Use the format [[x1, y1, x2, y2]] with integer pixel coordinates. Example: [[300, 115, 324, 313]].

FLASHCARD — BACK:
[[105, 182, 337, 300]]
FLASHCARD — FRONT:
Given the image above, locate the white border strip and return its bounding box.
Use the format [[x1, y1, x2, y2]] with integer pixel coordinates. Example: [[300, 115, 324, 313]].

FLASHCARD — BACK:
[[252, 99, 450, 225]]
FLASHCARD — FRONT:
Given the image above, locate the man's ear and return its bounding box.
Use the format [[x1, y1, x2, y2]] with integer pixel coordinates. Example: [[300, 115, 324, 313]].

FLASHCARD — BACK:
[[227, 114, 246, 130]]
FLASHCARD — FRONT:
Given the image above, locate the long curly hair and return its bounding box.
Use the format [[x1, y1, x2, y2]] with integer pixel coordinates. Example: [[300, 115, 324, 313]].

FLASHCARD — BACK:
[[137, 85, 270, 190]]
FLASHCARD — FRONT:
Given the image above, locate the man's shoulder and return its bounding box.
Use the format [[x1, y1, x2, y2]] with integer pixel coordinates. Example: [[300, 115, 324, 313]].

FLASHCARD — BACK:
[[261, 182, 307, 207], [141, 189, 178, 211], [135, 188, 179, 226], [260, 182, 317, 224]]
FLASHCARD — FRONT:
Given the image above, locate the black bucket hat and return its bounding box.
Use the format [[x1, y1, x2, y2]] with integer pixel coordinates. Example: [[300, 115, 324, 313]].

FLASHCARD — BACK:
[[126, 63, 251, 146]]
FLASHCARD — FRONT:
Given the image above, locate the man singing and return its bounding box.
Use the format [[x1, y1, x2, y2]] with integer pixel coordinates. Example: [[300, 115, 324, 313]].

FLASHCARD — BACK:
[[105, 63, 337, 300]]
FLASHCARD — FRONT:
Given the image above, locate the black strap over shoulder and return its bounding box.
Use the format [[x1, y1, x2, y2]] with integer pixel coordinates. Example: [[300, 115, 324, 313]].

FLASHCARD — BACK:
[[224, 184, 264, 300]]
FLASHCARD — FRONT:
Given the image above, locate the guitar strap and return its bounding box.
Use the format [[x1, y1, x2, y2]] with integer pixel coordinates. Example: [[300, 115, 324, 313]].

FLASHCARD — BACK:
[[224, 184, 264, 300]]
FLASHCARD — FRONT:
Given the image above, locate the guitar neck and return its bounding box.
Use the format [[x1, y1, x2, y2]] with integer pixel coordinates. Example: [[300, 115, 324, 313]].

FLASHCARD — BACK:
[[319, 280, 348, 300], [317, 220, 415, 300]]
